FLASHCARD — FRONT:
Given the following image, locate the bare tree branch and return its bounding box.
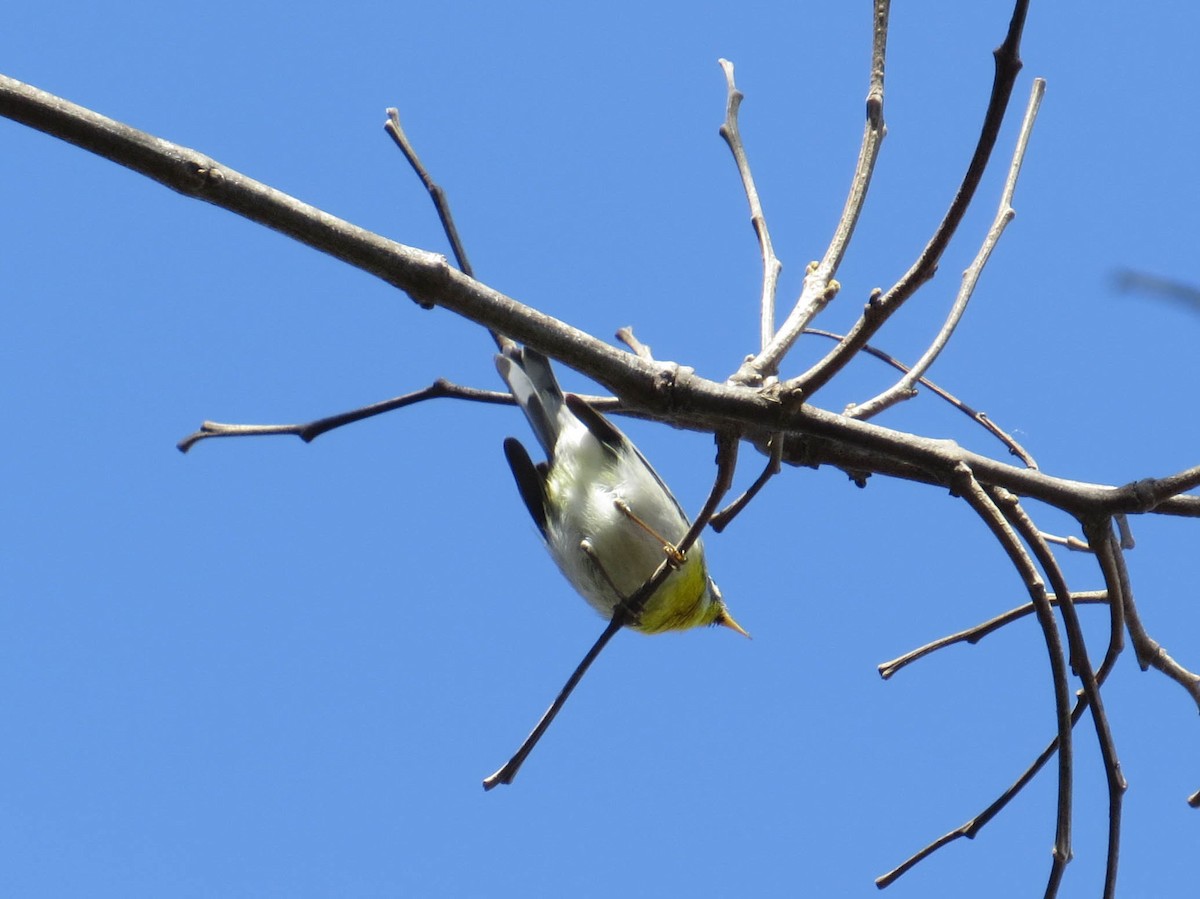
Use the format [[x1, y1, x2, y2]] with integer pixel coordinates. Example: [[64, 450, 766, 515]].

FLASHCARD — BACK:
[[4, 73, 1197, 524], [1085, 518, 1200, 709], [383, 107, 512, 354], [877, 590, 1108, 680], [783, 0, 1031, 402], [997, 491, 1124, 899], [176, 380, 515, 452], [4, 5, 1199, 889], [850, 77, 1045, 420], [950, 465, 1073, 894], [717, 58, 782, 351], [734, 0, 889, 383], [802, 327, 1038, 467], [710, 435, 781, 532]]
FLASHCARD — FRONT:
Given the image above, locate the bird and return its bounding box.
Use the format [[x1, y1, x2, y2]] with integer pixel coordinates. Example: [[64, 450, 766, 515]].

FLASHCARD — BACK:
[[496, 345, 747, 637]]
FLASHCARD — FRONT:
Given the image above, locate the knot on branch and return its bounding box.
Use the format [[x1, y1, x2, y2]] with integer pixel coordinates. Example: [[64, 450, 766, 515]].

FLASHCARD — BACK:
[[402, 251, 454, 310], [1117, 478, 1165, 514], [181, 158, 225, 199], [947, 460, 975, 497], [730, 355, 766, 388], [652, 362, 695, 414]]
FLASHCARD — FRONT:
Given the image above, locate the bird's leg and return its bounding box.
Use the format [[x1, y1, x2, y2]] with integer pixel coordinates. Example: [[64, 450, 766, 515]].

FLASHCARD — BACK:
[[611, 498, 686, 567]]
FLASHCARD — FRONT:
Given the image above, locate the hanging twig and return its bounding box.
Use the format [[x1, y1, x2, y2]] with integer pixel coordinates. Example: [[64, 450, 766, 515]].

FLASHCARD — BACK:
[[997, 490, 1125, 899], [880, 462, 1074, 893], [879, 514, 1136, 889]]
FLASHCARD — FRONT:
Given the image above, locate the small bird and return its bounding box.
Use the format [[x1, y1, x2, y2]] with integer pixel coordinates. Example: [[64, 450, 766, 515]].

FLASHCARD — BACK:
[[496, 346, 747, 637]]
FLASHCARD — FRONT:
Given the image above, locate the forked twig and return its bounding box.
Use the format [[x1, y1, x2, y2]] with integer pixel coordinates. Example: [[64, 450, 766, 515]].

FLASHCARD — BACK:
[[880, 516, 1134, 889], [879, 462, 1074, 892], [176, 381, 514, 452], [850, 77, 1045, 420], [784, 0, 1032, 403], [482, 435, 740, 789], [877, 679, 1115, 890], [710, 435, 781, 532], [733, 0, 889, 384]]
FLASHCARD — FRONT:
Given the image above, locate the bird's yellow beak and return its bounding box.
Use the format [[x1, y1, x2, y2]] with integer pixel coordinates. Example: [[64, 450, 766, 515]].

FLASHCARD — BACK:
[[718, 610, 751, 639]]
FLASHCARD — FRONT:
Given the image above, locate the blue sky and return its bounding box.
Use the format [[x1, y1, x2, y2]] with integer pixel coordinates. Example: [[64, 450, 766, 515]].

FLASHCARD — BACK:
[[3, 3, 1198, 896]]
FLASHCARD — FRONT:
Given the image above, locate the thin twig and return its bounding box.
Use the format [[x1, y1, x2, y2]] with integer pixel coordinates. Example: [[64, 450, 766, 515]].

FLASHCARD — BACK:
[[877, 590, 1108, 680], [802, 327, 1037, 467], [385, 108, 473, 277], [881, 519, 1131, 891], [482, 435, 739, 789], [733, 0, 889, 384], [953, 469, 1073, 886], [717, 58, 783, 351], [1040, 532, 1092, 552], [616, 326, 655, 361], [850, 78, 1045, 420], [176, 381, 516, 452], [481, 614, 624, 791], [385, 107, 511, 354], [710, 436, 781, 532], [876, 690, 1107, 890], [783, 0, 1031, 403]]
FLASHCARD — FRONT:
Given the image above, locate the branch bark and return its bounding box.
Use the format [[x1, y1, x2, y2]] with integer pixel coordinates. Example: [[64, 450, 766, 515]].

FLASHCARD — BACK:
[[2, 72, 1197, 524]]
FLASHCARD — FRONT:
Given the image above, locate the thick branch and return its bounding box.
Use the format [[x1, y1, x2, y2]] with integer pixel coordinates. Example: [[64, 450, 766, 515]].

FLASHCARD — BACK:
[[3, 73, 1197, 523]]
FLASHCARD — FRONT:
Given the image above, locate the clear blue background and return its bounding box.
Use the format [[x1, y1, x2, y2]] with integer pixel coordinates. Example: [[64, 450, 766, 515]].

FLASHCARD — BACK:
[[3, 3, 1198, 896]]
